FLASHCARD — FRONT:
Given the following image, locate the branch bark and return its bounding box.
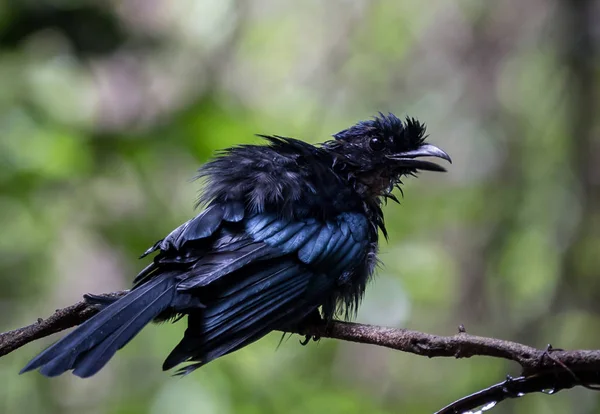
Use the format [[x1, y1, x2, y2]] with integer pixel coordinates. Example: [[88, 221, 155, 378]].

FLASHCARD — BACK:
[[3, 290, 600, 413]]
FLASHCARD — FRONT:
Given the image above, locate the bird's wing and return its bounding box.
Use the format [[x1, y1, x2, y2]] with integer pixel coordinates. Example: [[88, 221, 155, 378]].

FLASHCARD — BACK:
[[139, 201, 244, 258], [175, 210, 371, 290], [160, 209, 371, 373], [134, 201, 246, 285]]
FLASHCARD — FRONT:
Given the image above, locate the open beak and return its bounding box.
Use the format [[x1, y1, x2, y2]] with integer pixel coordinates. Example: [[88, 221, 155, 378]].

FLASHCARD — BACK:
[[387, 144, 452, 172]]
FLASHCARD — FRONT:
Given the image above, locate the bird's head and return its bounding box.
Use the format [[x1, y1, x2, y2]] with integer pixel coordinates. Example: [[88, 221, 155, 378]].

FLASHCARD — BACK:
[[324, 112, 451, 199]]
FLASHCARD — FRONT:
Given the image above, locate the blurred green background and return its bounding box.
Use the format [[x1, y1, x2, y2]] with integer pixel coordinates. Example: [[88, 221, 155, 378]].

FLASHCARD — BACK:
[[1, 0, 599, 413]]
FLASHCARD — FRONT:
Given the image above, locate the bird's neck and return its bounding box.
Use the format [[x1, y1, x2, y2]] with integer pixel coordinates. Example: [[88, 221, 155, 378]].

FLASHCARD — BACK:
[[353, 170, 396, 200], [330, 161, 389, 239]]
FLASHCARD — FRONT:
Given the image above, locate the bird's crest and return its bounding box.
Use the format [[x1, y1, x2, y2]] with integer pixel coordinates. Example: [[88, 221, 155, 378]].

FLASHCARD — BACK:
[[333, 112, 427, 150]]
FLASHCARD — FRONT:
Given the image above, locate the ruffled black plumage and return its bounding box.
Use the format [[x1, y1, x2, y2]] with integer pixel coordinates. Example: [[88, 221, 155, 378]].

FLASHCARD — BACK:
[[196, 136, 356, 220], [21, 112, 449, 377]]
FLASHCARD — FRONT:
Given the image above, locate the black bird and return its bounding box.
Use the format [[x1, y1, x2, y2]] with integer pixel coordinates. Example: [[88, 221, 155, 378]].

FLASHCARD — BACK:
[[21, 113, 450, 378]]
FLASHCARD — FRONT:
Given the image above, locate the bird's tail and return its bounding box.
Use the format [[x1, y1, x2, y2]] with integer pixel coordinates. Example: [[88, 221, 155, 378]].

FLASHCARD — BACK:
[[20, 275, 177, 378]]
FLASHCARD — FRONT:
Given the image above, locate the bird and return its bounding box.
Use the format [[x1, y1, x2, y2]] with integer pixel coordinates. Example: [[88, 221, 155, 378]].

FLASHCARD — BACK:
[[20, 112, 451, 378]]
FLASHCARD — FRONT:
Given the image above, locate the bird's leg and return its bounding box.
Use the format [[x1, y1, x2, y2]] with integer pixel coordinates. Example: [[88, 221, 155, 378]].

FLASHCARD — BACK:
[[295, 310, 326, 346]]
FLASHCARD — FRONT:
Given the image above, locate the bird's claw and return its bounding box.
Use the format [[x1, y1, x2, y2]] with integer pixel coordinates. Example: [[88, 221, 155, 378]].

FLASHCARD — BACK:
[[299, 335, 320, 346]]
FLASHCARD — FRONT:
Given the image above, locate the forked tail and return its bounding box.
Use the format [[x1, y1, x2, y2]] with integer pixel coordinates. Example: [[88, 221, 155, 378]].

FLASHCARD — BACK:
[[21, 276, 176, 378]]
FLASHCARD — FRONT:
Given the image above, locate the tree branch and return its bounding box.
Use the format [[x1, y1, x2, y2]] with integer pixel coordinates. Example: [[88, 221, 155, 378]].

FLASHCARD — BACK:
[[3, 290, 600, 413], [0, 291, 126, 358]]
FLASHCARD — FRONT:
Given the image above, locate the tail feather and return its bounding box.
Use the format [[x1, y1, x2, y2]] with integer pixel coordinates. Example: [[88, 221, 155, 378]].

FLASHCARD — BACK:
[[72, 287, 175, 378], [21, 276, 176, 377], [23, 280, 162, 372]]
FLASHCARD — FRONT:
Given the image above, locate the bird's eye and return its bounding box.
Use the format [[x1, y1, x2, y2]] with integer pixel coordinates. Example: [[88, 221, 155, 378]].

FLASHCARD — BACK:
[[369, 137, 385, 151]]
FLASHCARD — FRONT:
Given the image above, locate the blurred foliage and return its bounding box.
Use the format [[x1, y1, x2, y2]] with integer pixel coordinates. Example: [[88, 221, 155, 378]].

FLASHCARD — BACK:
[[0, 0, 599, 413]]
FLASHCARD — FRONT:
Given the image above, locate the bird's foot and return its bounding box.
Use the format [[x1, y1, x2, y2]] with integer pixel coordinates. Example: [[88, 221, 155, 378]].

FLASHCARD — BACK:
[[299, 335, 314, 346], [295, 310, 327, 346]]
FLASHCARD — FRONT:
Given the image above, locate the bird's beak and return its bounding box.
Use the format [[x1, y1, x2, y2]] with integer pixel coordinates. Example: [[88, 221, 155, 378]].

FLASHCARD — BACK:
[[387, 144, 452, 172]]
